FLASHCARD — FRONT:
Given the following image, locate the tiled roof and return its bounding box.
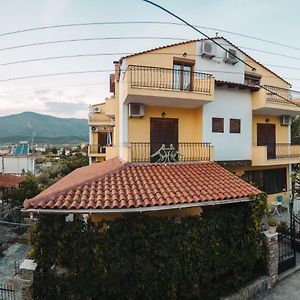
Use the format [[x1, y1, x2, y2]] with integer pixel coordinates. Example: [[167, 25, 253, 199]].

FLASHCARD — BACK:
[[0, 174, 24, 188], [24, 158, 261, 212], [120, 36, 290, 86]]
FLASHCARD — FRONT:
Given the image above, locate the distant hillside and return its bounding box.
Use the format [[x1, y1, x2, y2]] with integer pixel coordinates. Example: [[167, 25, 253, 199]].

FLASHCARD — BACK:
[[0, 112, 88, 144]]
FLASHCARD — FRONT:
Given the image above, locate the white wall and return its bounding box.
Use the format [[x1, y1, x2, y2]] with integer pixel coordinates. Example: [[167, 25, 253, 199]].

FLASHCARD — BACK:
[[1, 156, 35, 175], [203, 88, 252, 161], [195, 39, 245, 84]]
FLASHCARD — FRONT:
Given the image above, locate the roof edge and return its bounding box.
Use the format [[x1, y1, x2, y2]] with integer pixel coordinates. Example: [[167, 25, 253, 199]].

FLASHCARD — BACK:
[[23, 197, 253, 214]]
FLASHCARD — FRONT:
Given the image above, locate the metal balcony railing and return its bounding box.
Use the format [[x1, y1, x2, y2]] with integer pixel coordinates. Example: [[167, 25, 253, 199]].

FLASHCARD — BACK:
[[128, 65, 213, 95], [264, 85, 295, 106], [130, 142, 212, 163], [262, 143, 300, 159]]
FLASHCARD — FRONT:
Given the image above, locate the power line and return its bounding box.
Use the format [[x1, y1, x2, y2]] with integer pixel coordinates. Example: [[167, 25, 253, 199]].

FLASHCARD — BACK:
[[142, 0, 300, 108], [0, 21, 299, 52], [0, 53, 131, 67], [0, 37, 187, 52], [1, 51, 300, 73], [0, 32, 299, 64], [0, 70, 114, 83], [242, 47, 300, 61], [2, 68, 300, 84], [1, 82, 108, 93]]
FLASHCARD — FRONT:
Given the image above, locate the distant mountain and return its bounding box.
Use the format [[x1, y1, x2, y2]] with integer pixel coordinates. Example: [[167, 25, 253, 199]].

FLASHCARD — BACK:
[[0, 112, 88, 144]]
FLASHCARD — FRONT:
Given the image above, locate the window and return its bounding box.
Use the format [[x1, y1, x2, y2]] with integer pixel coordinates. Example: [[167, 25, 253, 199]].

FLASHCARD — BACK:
[[173, 58, 195, 91], [230, 119, 241, 133], [244, 168, 286, 194], [212, 118, 224, 133]]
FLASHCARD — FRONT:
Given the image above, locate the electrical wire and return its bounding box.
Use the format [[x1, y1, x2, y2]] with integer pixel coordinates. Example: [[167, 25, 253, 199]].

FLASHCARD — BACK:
[[142, 0, 300, 108], [2, 67, 300, 83], [0, 82, 108, 93], [2, 52, 300, 71], [0, 37, 187, 52], [0, 70, 114, 83], [0, 21, 299, 51]]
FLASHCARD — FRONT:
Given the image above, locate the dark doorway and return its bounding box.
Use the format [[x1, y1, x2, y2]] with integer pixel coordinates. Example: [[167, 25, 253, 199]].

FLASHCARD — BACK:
[[257, 123, 276, 159], [150, 118, 178, 162], [98, 132, 107, 153]]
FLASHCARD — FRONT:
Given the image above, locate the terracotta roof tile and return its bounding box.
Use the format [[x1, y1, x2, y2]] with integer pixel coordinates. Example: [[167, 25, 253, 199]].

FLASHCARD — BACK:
[[0, 174, 24, 188], [24, 159, 261, 211]]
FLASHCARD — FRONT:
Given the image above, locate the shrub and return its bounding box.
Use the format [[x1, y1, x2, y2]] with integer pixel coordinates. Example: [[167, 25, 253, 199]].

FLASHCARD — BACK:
[[277, 221, 289, 233], [30, 196, 267, 300]]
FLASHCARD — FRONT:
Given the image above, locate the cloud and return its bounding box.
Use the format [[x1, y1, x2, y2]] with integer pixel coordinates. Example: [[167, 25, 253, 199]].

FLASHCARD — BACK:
[[35, 89, 51, 95], [44, 101, 88, 114]]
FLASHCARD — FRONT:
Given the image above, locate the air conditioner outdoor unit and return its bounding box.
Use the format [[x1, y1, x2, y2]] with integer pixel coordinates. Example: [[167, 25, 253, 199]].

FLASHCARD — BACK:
[[280, 115, 291, 126], [129, 103, 144, 117], [225, 49, 238, 65], [94, 106, 102, 113], [200, 41, 216, 58]]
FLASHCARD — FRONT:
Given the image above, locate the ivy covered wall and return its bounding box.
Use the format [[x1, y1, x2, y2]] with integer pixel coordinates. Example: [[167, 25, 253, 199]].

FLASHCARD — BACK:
[[30, 196, 267, 300]]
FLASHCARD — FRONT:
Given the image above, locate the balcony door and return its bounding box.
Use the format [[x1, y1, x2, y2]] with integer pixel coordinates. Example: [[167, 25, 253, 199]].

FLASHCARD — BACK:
[[257, 124, 276, 159], [98, 132, 112, 154], [173, 63, 193, 91], [150, 118, 178, 162]]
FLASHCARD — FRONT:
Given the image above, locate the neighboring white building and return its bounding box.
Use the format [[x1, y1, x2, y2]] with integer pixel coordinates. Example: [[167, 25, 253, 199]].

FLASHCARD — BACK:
[[1, 156, 35, 175]]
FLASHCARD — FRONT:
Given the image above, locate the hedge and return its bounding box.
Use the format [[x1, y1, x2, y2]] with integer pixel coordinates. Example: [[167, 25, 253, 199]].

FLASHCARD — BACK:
[[30, 194, 267, 300]]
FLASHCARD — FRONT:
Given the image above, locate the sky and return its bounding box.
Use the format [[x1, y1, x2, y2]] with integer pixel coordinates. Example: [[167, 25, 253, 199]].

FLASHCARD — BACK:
[[0, 0, 300, 119]]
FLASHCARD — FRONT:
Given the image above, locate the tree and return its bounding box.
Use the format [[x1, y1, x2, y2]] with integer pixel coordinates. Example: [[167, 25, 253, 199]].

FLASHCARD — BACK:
[[7, 172, 41, 206], [291, 117, 300, 144]]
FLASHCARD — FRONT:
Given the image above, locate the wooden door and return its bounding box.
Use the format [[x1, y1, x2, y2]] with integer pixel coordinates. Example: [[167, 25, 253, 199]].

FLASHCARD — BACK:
[[150, 118, 178, 162], [257, 124, 276, 159]]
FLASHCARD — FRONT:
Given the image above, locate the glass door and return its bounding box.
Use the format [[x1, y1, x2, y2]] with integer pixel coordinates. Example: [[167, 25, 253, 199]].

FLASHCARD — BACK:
[[173, 63, 192, 91]]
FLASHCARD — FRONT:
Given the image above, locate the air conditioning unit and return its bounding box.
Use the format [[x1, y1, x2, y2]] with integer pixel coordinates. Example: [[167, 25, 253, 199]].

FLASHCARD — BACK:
[[280, 115, 291, 126], [129, 103, 144, 117], [200, 41, 216, 58], [225, 48, 238, 65], [94, 106, 102, 113]]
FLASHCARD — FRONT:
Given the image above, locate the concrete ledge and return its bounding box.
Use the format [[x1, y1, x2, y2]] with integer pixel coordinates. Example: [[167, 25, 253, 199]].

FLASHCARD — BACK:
[[221, 276, 268, 300]]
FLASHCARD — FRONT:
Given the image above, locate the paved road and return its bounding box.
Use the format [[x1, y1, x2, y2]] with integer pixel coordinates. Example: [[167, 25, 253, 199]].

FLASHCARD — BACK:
[[0, 243, 29, 281], [256, 271, 300, 300]]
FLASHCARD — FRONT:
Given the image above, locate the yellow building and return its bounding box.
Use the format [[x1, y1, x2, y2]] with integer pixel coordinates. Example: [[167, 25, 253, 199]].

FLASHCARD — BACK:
[[88, 36, 300, 205]]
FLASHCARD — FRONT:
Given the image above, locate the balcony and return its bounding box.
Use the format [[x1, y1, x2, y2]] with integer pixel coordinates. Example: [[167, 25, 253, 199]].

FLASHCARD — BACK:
[[129, 142, 213, 163], [252, 143, 300, 166], [252, 85, 300, 116], [88, 144, 106, 157], [88, 144, 118, 160], [122, 65, 214, 108]]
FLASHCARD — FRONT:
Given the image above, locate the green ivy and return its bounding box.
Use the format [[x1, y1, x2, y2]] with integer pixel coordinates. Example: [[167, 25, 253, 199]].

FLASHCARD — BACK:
[[30, 200, 267, 300]]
